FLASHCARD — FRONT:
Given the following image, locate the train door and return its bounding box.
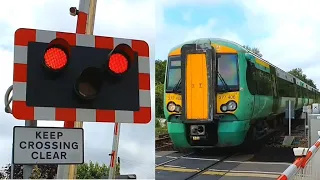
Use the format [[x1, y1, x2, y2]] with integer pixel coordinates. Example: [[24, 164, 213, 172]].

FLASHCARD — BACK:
[[180, 40, 215, 121], [185, 53, 208, 119], [270, 67, 279, 114], [246, 60, 260, 119]]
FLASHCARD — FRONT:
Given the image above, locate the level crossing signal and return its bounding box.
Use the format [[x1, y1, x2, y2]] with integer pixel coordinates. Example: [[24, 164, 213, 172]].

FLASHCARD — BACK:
[[11, 28, 151, 124]]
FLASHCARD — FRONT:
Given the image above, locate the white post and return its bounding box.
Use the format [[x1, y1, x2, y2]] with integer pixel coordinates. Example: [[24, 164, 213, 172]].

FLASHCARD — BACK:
[[305, 111, 307, 138], [23, 120, 37, 179], [56, 165, 69, 179], [308, 114, 311, 147], [108, 123, 121, 179], [288, 100, 291, 136], [10, 142, 14, 179]]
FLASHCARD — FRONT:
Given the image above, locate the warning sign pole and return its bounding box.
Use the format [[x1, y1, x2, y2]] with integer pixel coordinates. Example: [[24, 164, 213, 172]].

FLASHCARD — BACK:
[[23, 120, 37, 179], [56, 0, 97, 179], [108, 123, 121, 179]]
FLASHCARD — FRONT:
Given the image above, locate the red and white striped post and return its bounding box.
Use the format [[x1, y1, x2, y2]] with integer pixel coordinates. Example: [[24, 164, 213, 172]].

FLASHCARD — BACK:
[[57, 0, 95, 178], [109, 123, 121, 179]]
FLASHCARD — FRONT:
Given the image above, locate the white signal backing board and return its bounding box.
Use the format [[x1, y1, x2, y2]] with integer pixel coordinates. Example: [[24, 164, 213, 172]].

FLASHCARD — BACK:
[[13, 126, 84, 164]]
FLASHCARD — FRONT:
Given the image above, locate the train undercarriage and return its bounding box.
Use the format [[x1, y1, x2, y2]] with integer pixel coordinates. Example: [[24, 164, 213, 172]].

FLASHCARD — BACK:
[[170, 109, 304, 152]]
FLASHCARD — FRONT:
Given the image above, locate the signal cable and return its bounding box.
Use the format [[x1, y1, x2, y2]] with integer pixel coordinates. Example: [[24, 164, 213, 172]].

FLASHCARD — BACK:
[[4, 85, 13, 114]]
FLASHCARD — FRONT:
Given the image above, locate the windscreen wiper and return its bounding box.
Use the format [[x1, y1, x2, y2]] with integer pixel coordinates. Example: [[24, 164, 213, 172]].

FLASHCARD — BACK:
[[217, 72, 230, 92], [172, 78, 182, 93]]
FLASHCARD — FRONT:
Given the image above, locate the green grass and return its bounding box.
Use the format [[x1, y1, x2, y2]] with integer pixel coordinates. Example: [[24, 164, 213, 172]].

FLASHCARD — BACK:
[[155, 118, 168, 137], [156, 127, 168, 137]]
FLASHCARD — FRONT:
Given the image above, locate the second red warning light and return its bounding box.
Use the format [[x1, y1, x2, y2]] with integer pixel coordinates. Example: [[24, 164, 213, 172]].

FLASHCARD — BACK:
[[105, 44, 134, 76], [108, 53, 128, 74]]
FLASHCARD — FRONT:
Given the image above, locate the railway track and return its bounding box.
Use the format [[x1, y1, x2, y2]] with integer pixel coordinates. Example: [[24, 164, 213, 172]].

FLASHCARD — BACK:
[[156, 150, 239, 180], [156, 150, 290, 180], [156, 133, 173, 151], [184, 153, 237, 180]]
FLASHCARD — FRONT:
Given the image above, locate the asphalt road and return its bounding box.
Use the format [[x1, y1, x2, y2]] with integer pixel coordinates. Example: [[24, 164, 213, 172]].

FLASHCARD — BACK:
[[155, 151, 291, 180]]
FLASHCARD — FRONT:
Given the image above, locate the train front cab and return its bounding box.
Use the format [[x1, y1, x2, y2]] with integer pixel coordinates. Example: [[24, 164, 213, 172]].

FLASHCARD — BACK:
[[164, 42, 249, 148]]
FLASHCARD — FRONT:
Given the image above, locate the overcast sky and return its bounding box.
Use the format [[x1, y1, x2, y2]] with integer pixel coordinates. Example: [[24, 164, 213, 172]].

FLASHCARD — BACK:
[[156, 0, 320, 88], [1, 0, 320, 179]]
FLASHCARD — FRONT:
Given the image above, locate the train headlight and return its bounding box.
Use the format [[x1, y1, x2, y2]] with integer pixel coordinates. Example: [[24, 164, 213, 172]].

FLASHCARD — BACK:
[[220, 104, 228, 112], [167, 102, 176, 112], [175, 105, 182, 113], [197, 125, 205, 135], [190, 125, 198, 135], [227, 100, 237, 111]]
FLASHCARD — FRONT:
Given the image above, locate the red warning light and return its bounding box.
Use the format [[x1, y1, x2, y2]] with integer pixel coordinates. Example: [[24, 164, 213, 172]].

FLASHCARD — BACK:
[[44, 47, 68, 71], [108, 53, 129, 74]]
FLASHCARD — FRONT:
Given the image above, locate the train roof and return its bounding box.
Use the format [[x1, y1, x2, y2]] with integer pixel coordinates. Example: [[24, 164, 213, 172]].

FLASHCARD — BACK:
[[168, 38, 319, 92]]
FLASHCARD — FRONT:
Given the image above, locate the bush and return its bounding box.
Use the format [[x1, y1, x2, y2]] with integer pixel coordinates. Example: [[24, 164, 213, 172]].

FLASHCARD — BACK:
[[0, 161, 120, 179]]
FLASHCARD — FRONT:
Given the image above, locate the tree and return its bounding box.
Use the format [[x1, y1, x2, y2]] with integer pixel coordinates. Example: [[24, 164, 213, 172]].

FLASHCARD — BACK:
[[155, 83, 164, 118], [288, 68, 317, 88], [1, 164, 57, 179], [242, 45, 263, 57], [0, 161, 119, 179], [0, 170, 5, 179], [155, 60, 167, 85], [155, 118, 161, 128], [155, 60, 167, 118], [76, 161, 120, 179]]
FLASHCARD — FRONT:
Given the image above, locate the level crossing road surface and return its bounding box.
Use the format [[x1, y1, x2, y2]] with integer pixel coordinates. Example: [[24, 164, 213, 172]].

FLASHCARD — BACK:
[[155, 151, 291, 180]]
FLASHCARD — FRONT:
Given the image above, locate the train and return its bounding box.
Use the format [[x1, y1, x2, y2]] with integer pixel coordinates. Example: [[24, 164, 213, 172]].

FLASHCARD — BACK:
[[163, 38, 320, 150]]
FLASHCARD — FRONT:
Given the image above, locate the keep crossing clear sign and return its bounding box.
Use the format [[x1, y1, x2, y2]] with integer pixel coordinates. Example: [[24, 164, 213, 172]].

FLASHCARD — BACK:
[[13, 126, 84, 164]]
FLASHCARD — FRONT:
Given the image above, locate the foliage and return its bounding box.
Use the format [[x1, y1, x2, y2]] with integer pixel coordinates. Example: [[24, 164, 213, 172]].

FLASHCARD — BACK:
[[1, 164, 57, 179], [155, 83, 164, 118], [155, 60, 167, 85], [76, 161, 108, 179], [155, 118, 161, 128], [0, 161, 119, 179], [156, 128, 168, 136], [76, 161, 120, 179], [288, 68, 317, 88], [155, 118, 168, 136], [242, 45, 263, 57], [155, 60, 167, 118]]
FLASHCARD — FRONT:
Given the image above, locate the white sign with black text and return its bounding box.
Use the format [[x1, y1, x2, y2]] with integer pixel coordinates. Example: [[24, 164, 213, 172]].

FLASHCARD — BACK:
[[13, 126, 84, 164]]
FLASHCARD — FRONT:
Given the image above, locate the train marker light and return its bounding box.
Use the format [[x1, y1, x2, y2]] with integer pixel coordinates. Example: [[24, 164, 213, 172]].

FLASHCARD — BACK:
[[167, 102, 176, 112], [220, 104, 228, 112], [226, 100, 237, 111], [175, 105, 182, 113], [220, 101, 237, 112]]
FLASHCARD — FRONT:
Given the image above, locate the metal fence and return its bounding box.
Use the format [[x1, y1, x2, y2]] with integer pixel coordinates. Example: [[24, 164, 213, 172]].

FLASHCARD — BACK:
[[277, 109, 320, 180], [277, 136, 320, 179]]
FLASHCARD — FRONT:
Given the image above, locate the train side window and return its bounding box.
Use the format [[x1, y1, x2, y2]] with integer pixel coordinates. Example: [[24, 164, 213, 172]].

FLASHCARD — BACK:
[[277, 77, 287, 97], [256, 69, 272, 96], [297, 86, 302, 98], [246, 61, 257, 95]]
